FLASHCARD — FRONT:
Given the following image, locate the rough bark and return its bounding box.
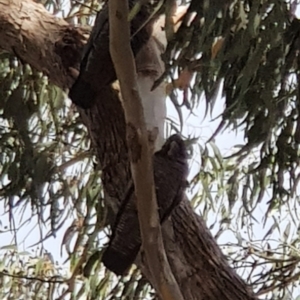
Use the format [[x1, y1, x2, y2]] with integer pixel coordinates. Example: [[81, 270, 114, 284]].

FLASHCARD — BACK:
[[0, 0, 88, 89], [0, 1, 258, 299]]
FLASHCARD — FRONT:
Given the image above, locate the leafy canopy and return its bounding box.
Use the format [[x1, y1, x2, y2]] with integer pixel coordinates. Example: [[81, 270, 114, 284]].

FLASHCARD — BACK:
[[0, 0, 300, 299]]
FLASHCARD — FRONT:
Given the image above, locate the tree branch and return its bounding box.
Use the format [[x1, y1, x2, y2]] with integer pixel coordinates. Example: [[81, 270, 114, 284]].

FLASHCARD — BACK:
[[0, 1, 259, 299], [108, 1, 183, 299], [0, 0, 88, 89]]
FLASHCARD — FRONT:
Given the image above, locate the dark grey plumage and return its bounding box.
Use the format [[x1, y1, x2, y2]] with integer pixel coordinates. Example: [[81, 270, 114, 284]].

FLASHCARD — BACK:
[[69, 1, 155, 109], [102, 134, 189, 275]]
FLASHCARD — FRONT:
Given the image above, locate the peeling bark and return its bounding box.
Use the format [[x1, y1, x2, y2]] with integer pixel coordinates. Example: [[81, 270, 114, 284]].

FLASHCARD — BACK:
[[0, 0, 87, 89], [0, 1, 258, 299]]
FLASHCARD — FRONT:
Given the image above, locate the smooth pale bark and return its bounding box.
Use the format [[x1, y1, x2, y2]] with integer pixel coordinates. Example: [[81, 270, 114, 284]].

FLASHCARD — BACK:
[[109, 1, 183, 299], [0, 1, 258, 299]]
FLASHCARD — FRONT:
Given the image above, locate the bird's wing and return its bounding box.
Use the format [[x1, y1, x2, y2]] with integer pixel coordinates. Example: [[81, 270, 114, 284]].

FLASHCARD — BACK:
[[69, 1, 154, 109], [102, 134, 189, 275]]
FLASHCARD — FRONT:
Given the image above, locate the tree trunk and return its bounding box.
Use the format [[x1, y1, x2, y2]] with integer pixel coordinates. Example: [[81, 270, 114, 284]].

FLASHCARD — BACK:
[[0, 0, 258, 299]]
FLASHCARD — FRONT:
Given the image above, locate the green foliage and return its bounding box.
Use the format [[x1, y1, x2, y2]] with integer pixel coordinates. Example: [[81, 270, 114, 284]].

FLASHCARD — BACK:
[[0, 54, 92, 232], [166, 0, 300, 208], [0, 1, 156, 299], [1, 0, 300, 299]]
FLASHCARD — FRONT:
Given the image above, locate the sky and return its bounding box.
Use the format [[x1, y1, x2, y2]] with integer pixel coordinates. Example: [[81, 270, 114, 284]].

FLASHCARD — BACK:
[[1, 1, 300, 299]]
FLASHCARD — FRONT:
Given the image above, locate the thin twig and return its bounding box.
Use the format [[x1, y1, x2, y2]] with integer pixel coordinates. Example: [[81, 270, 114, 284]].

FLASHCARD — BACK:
[[165, 0, 177, 41], [0, 271, 65, 284]]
